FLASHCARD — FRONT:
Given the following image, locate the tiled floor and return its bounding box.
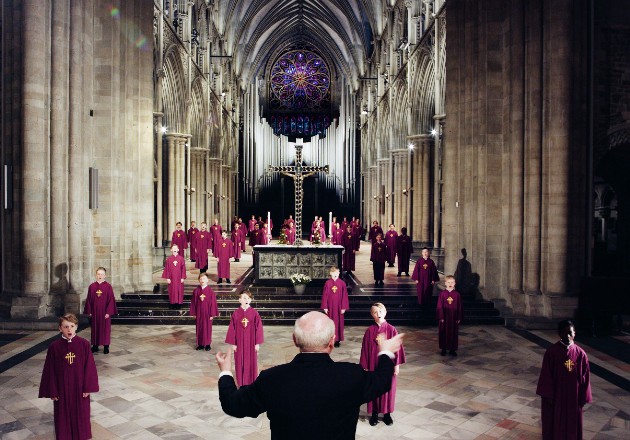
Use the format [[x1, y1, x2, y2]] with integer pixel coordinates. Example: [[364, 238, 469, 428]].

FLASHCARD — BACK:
[[1, 241, 629, 439]]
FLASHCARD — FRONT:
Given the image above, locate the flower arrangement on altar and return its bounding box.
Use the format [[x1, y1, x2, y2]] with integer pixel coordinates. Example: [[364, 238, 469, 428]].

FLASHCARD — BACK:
[[311, 229, 322, 245], [278, 228, 288, 245], [290, 273, 312, 286]]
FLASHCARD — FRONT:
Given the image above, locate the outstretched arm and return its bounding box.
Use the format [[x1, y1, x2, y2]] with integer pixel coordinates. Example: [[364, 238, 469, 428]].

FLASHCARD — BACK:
[[216, 349, 266, 419]]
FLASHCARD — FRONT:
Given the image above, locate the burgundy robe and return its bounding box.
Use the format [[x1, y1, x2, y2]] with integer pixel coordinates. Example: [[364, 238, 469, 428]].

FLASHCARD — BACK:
[[287, 226, 296, 244], [195, 230, 212, 270], [171, 229, 188, 251], [189, 285, 218, 346], [332, 229, 343, 245], [161, 254, 187, 304], [536, 342, 592, 440], [225, 306, 264, 387], [384, 230, 398, 265], [359, 322, 405, 414], [187, 227, 199, 260], [39, 335, 99, 440], [321, 278, 349, 342], [341, 231, 357, 271], [260, 227, 270, 245], [368, 225, 384, 242], [232, 228, 245, 259], [83, 281, 117, 346], [248, 218, 257, 235], [210, 224, 223, 256], [396, 234, 413, 273], [436, 289, 463, 351], [411, 257, 439, 305], [215, 237, 234, 278], [370, 240, 387, 281]]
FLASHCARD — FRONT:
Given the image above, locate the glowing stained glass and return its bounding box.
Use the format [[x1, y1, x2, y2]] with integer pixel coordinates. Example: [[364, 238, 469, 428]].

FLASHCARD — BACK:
[[270, 50, 331, 110]]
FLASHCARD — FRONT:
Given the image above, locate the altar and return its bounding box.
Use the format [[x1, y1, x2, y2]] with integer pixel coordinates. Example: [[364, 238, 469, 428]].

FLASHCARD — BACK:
[[253, 245, 344, 285]]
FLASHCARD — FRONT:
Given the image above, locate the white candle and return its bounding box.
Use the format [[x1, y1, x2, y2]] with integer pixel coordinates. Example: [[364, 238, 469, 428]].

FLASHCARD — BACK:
[[328, 211, 332, 237], [267, 211, 271, 239]]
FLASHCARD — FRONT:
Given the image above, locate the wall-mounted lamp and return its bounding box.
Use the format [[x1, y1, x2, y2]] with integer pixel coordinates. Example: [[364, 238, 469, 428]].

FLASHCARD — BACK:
[[402, 187, 413, 196], [160, 126, 167, 134], [430, 128, 438, 137], [361, 105, 368, 115], [207, 191, 214, 198], [385, 193, 392, 200], [185, 186, 196, 195], [220, 194, 227, 200], [408, 143, 415, 150]]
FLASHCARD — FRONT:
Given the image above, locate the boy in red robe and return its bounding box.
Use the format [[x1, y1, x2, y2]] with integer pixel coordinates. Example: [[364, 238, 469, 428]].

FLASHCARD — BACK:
[[248, 215, 257, 236], [231, 223, 246, 262], [195, 222, 212, 272], [210, 219, 223, 256], [360, 303, 405, 426], [411, 248, 440, 305], [368, 220, 383, 243], [187, 221, 199, 262], [321, 266, 349, 347], [84, 267, 117, 354], [341, 224, 357, 275], [437, 275, 464, 356], [225, 291, 264, 387], [384, 224, 398, 267], [287, 221, 296, 244], [536, 320, 592, 440], [161, 245, 187, 307], [370, 234, 387, 286], [39, 313, 99, 440], [171, 221, 188, 259], [395, 227, 413, 276], [216, 230, 234, 284], [189, 273, 218, 351]]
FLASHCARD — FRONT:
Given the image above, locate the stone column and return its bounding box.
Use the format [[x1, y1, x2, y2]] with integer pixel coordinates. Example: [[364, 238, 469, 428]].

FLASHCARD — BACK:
[[391, 149, 408, 228], [154, 114, 164, 247]]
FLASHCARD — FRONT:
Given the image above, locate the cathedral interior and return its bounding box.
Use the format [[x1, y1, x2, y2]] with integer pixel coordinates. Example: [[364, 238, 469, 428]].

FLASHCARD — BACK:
[[0, 1, 629, 439]]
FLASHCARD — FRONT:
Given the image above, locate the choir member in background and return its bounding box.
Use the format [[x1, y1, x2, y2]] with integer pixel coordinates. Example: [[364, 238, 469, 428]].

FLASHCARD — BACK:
[[248, 215, 257, 236], [216, 230, 234, 284], [411, 248, 440, 306], [395, 227, 413, 277], [536, 320, 592, 440], [210, 218, 223, 256], [249, 223, 261, 251], [437, 275, 463, 356], [162, 245, 187, 309], [287, 221, 296, 245], [231, 215, 239, 231], [260, 222, 270, 245], [341, 224, 357, 275], [384, 224, 398, 267], [360, 303, 405, 427], [225, 291, 264, 386], [187, 221, 199, 262], [370, 234, 387, 287], [231, 222, 246, 262], [190, 273, 218, 351], [171, 221, 188, 259], [39, 313, 99, 440], [331, 216, 338, 235], [369, 220, 384, 243], [332, 222, 343, 245], [195, 222, 212, 273], [84, 267, 117, 354], [321, 266, 349, 348], [341, 216, 349, 231]]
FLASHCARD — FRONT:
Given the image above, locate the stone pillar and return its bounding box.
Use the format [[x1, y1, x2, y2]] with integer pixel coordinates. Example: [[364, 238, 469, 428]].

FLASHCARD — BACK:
[[391, 149, 409, 228], [154, 114, 164, 247], [166, 134, 178, 237]]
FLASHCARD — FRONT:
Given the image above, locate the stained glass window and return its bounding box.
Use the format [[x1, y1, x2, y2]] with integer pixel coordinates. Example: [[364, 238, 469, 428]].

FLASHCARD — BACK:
[[270, 50, 331, 111]]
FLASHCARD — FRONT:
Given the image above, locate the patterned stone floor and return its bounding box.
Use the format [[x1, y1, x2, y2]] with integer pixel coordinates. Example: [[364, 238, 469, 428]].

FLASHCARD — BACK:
[[1, 322, 629, 439]]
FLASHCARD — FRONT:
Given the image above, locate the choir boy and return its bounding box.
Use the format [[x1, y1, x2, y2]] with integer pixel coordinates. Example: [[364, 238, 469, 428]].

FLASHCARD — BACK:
[[162, 245, 187, 308], [171, 221, 188, 259], [187, 221, 199, 262], [436, 275, 463, 356], [368, 220, 384, 243], [411, 248, 439, 305], [216, 230, 234, 284], [341, 224, 357, 275], [195, 222, 212, 272], [370, 234, 387, 286], [321, 266, 349, 347], [189, 273, 218, 351], [39, 313, 99, 440], [210, 219, 223, 256], [231, 222, 246, 262], [84, 267, 117, 354], [384, 224, 398, 267], [225, 291, 264, 386], [396, 227, 413, 276]]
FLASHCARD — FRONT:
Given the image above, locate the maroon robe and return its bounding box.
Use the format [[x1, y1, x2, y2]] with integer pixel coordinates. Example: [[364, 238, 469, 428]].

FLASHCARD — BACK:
[[187, 227, 199, 260], [231, 228, 246, 259], [436, 289, 463, 351], [171, 229, 188, 251], [396, 234, 413, 273], [248, 218, 257, 235], [536, 342, 592, 440], [332, 229, 343, 245], [287, 226, 296, 244], [39, 335, 99, 440], [370, 240, 387, 281], [359, 321, 405, 414], [411, 257, 439, 305], [368, 225, 383, 242], [225, 306, 264, 387], [384, 230, 398, 265], [195, 230, 212, 270], [210, 224, 223, 256], [216, 237, 234, 278], [321, 278, 349, 342], [189, 285, 218, 346], [83, 281, 117, 346], [341, 230, 357, 271], [249, 229, 261, 247], [161, 255, 187, 304]]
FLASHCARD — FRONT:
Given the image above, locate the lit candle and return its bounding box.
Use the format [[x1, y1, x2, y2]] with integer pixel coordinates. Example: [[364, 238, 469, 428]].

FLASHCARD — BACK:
[[329, 212, 332, 238], [267, 211, 271, 241]]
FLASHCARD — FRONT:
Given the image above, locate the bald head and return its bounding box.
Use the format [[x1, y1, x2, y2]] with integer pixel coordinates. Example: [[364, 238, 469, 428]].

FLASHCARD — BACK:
[[293, 311, 335, 353]]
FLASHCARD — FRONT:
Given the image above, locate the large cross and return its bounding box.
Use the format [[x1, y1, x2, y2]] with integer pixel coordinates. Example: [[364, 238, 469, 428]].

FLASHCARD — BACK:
[[268, 143, 329, 246]]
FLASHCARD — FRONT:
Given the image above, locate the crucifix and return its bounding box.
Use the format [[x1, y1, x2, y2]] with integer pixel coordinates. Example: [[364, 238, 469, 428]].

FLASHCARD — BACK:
[[268, 143, 329, 246]]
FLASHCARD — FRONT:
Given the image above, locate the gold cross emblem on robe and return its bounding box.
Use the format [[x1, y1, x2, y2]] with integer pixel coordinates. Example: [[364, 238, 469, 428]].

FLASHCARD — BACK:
[[375, 333, 386, 345], [65, 352, 76, 365], [200, 293, 206, 302], [390, 233, 393, 237], [96, 289, 102, 297], [564, 359, 575, 372], [201, 234, 205, 238], [332, 286, 338, 293], [423, 263, 428, 269], [222, 242, 226, 247], [177, 233, 181, 237], [173, 260, 178, 266], [447, 296, 454, 304], [241, 317, 249, 328]]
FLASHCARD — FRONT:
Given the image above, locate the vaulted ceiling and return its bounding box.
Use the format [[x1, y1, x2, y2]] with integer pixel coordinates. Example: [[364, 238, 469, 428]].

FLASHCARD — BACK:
[[215, 0, 392, 90]]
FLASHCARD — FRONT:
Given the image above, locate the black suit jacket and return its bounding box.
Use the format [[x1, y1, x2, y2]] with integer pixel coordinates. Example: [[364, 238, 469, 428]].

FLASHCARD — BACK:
[[218, 352, 395, 440]]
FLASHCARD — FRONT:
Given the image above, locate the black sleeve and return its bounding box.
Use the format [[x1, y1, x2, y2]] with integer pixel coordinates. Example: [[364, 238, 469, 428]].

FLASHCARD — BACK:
[[361, 354, 395, 403], [218, 375, 266, 418]]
